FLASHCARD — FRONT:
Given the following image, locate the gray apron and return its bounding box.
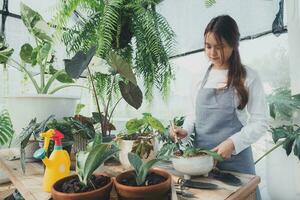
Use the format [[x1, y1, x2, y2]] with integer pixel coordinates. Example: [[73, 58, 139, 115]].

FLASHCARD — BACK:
[[194, 65, 261, 200]]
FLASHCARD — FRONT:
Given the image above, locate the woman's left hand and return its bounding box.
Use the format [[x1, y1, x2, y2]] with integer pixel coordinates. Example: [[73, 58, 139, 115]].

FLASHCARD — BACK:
[[212, 139, 235, 160]]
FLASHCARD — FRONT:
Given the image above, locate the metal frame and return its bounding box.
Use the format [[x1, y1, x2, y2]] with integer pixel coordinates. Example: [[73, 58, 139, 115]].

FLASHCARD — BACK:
[[0, 0, 288, 59]]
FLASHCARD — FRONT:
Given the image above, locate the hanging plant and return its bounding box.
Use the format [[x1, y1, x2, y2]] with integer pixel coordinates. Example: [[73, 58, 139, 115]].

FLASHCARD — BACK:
[[53, 0, 176, 99]]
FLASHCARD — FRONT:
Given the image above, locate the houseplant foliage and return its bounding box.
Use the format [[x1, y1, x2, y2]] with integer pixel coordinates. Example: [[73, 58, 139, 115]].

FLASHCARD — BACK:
[[0, 3, 84, 94], [255, 87, 300, 163], [53, 0, 175, 99], [117, 112, 165, 159], [0, 109, 14, 146], [14, 115, 95, 174], [51, 135, 119, 200], [76, 135, 119, 185], [127, 152, 160, 186], [64, 46, 143, 138]]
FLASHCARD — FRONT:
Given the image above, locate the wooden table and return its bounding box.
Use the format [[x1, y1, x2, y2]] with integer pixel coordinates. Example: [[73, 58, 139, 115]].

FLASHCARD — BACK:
[[0, 148, 260, 200]]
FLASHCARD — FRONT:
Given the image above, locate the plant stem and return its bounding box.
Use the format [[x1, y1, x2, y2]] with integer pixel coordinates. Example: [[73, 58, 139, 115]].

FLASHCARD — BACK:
[[254, 140, 285, 164], [108, 97, 122, 124], [49, 84, 88, 94], [5, 56, 41, 93], [103, 76, 116, 136]]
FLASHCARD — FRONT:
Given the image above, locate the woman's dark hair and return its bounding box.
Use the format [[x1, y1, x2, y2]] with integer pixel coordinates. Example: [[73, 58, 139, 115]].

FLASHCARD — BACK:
[[204, 15, 248, 109]]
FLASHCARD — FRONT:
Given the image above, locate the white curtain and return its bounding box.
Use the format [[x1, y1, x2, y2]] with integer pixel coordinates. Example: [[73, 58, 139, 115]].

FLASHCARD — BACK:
[[287, 0, 300, 95]]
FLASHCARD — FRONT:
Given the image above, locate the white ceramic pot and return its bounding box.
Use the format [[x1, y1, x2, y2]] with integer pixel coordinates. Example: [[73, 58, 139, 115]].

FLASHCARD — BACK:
[[118, 139, 155, 169], [5, 95, 79, 135], [172, 155, 214, 179], [266, 141, 300, 200]]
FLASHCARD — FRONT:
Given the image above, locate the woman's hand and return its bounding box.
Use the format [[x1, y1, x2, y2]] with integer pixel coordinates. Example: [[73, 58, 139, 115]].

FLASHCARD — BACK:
[[169, 126, 188, 140], [212, 139, 235, 160]]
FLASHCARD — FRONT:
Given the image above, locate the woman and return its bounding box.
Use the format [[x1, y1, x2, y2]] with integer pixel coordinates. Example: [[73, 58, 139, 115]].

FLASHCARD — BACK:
[[170, 15, 268, 200]]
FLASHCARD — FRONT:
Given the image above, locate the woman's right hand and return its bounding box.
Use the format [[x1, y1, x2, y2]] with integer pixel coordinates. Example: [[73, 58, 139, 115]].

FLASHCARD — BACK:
[[169, 126, 188, 140]]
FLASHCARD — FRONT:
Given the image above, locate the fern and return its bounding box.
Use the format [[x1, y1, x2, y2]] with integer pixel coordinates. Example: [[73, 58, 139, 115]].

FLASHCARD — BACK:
[[0, 110, 14, 146], [98, 0, 123, 57], [53, 0, 175, 100], [205, 0, 217, 8]]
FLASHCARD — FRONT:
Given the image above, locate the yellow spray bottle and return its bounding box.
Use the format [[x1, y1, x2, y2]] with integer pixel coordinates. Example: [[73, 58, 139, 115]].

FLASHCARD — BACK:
[[34, 129, 71, 192]]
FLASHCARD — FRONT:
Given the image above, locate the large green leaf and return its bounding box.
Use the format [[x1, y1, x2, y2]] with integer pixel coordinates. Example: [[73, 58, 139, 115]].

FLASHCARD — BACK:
[[283, 137, 295, 156], [294, 136, 300, 160], [125, 118, 144, 133], [82, 144, 119, 184], [20, 3, 52, 42], [118, 80, 143, 109], [144, 115, 165, 133], [76, 151, 89, 182], [0, 110, 14, 146], [64, 45, 97, 79], [37, 42, 51, 64], [271, 126, 288, 143], [128, 152, 142, 175], [20, 43, 33, 63], [109, 52, 137, 85]]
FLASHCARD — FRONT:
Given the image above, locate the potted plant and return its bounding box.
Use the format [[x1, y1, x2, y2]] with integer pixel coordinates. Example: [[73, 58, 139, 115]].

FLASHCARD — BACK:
[[255, 87, 300, 200], [171, 147, 223, 179], [51, 135, 119, 200], [14, 115, 93, 174], [0, 3, 84, 134], [114, 152, 171, 200], [116, 113, 165, 169]]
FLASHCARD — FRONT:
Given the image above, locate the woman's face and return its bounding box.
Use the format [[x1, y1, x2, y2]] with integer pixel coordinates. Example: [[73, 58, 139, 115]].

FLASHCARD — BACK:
[[205, 32, 233, 68]]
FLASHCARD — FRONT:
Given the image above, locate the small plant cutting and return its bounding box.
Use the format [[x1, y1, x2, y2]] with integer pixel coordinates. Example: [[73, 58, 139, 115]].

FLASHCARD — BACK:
[[114, 152, 171, 200], [51, 135, 119, 200], [0, 3, 84, 94]]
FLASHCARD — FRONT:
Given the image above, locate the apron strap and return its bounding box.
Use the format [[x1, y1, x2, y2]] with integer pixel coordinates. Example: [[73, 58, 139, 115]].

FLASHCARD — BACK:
[[200, 64, 213, 88]]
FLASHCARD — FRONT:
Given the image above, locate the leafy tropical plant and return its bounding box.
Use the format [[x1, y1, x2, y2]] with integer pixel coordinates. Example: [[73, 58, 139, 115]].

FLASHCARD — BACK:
[[255, 125, 300, 164], [64, 47, 143, 137], [14, 114, 96, 173], [53, 0, 175, 99], [128, 152, 160, 186], [117, 113, 165, 158], [15, 115, 54, 173], [255, 87, 300, 164], [267, 87, 300, 120], [0, 109, 14, 146], [76, 135, 119, 185], [0, 3, 85, 94]]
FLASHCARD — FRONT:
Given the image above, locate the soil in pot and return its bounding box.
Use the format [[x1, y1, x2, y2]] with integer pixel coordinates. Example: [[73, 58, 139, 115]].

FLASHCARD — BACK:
[[120, 172, 166, 187], [57, 175, 110, 193], [52, 174, 113, 200]]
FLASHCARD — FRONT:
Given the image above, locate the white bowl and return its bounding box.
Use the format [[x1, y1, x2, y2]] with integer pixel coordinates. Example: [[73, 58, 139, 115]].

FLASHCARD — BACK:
[[171, 155, 214, 178]]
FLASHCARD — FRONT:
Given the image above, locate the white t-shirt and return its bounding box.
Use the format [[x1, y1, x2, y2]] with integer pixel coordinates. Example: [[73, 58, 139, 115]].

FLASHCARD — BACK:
[[182, 66, 269, 154]]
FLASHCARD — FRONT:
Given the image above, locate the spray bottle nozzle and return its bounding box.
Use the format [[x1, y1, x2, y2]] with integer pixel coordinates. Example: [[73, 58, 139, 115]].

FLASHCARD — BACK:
[[51, 129, 64, 147]]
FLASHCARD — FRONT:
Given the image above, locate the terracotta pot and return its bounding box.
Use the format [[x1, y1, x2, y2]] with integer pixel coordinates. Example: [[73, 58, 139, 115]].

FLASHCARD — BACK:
[[51, 174, 113, 200], [114, 168, 171, 200]]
